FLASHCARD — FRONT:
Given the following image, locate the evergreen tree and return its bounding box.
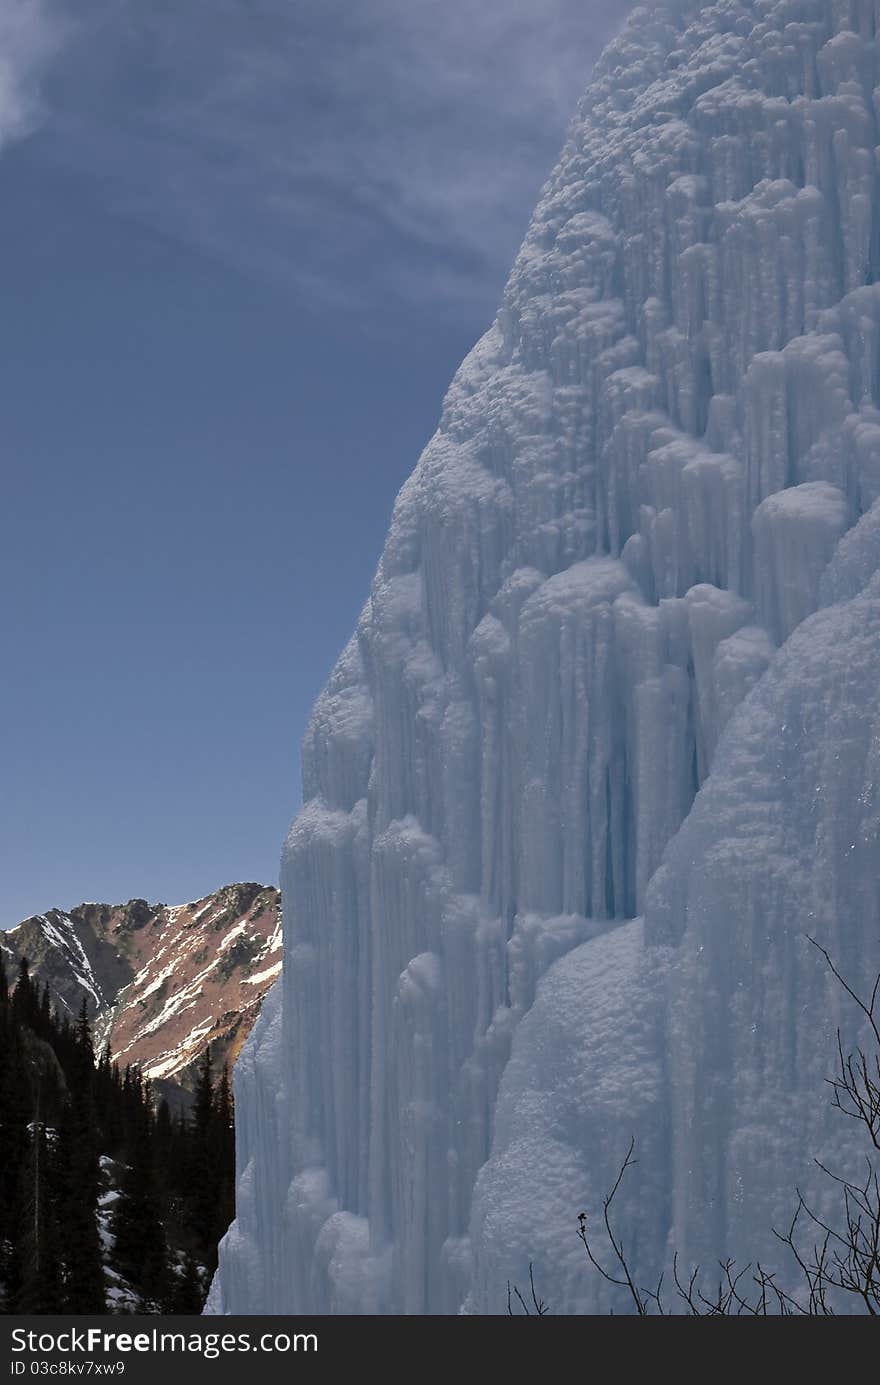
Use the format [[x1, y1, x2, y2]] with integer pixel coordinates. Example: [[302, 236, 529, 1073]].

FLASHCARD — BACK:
[[171, 1251, 205, 1315], [11, 959, 37, 1030], [188, 1047, 224, 1269], [111, 1077, 171, 1312], [153, 1100, 173, 1188], [0, 1015, 31, 1311], [0, 967, 237, 1317], [76, 999, 94, 1067], [36, 984, 52, 1040], [57, 1005, 105, 1312], [216, 1065, 236, 1237], [14, 1114, 64, 1313], [193, 1046, 214, 1143], [94, 1044, 123, 1155]]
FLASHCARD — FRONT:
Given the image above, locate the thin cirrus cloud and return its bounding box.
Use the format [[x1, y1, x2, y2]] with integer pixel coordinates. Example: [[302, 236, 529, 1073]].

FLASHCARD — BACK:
[[41, 0, 635, 317], [0, 0, 66, 148]]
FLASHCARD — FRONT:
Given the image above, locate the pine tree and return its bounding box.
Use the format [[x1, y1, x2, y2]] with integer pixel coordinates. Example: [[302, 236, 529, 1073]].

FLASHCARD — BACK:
[[154, 1099, 173, 1187], [193, 1046, 214, 1143], [0, 1013, 31, 1311], [36, 984, 52, 1040], [188, 1047, 224, 1268], [76, 999, 94, 1067], [111, 1078, 171, 1312], [0, 968, 238, 1317], [14, 1113, 64, 1313], [94, 1044, 124, 1155], [11, 958, 37, 1030], [216, 1065, 235, 1237], [57, 1005, 106, 1312], [171, 1251, 205, 1314]]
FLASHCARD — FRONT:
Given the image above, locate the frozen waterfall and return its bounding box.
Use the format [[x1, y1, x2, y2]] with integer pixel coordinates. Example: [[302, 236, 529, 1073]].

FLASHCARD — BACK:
[[208, 0, 880, 1314]]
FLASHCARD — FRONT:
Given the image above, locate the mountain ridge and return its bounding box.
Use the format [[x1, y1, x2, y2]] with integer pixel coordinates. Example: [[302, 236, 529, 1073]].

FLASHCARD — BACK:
[[1, 882, 281, 1098]]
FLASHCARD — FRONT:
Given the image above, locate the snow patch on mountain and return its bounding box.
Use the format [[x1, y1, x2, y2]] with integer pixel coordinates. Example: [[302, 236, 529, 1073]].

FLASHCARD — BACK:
[[4, 884, 281, 1096], [35, 912, 103, 1009]]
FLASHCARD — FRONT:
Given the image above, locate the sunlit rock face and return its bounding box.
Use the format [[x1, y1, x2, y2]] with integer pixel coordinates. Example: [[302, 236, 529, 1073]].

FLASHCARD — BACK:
[[209, 0, 880, 1315], [2, 884, 281, 1102]]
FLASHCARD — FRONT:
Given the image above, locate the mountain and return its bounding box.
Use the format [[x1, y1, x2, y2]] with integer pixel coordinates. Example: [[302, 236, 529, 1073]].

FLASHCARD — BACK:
[[208, 0, 880, 1315], [1, 883, 281, 1098]]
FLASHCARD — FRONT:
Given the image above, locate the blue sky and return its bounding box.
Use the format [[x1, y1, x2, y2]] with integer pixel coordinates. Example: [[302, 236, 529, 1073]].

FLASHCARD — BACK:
[[1, 0, 630, 924]]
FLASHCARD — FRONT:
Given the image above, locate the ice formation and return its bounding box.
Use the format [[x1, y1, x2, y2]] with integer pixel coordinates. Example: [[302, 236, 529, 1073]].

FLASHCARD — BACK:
[[208, 0, 880, 1314]]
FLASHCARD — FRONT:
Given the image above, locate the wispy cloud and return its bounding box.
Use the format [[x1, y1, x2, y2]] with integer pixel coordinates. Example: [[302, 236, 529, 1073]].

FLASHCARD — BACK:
[[0, 0, 66, 148], [43, 1, 636, 316]]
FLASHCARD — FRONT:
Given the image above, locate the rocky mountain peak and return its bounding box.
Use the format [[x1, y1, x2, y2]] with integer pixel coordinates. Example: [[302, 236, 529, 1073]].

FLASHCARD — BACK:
[[1, 882, 281, 1100]]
